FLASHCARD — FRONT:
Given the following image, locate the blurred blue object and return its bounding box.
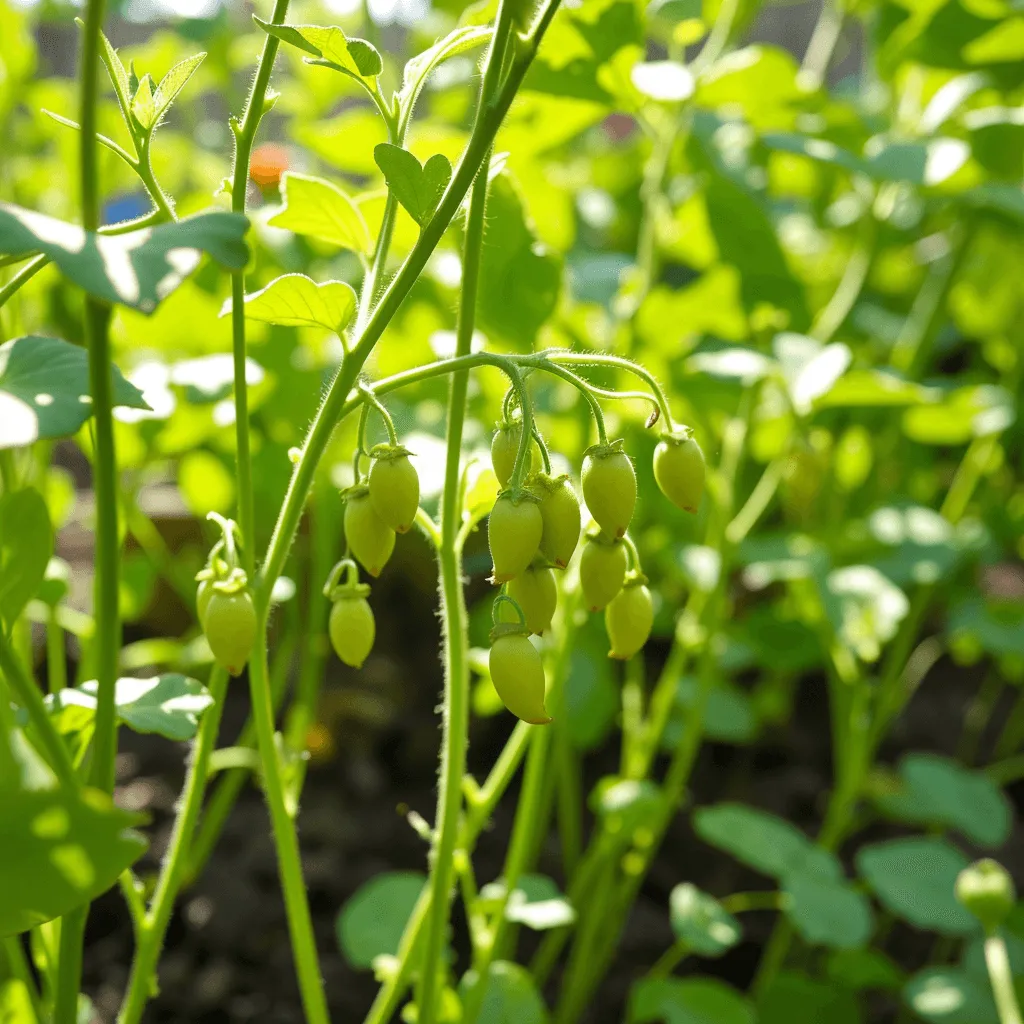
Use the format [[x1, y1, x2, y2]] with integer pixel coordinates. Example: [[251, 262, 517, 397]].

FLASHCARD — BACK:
[[102, 193, 151, 227]]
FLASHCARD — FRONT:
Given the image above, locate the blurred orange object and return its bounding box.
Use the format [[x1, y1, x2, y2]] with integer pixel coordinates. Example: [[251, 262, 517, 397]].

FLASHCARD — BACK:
[[250, 142, 289, 189]]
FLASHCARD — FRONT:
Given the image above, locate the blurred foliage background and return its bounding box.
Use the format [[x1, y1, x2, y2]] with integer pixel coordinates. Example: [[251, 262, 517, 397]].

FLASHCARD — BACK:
[[1, 0, 1023, 1016]]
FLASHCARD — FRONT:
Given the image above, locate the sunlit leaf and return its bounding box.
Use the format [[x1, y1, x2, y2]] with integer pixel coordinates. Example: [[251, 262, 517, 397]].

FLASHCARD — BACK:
[[268, 172, 372, 254], [0, 335, 149, 448], [254, 19, 382, 80], [224, 273, 357, 334], [0, 203, 248, 312]]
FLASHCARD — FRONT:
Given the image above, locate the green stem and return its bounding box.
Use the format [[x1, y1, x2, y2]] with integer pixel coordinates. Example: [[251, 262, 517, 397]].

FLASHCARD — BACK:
[[181, 624, 299, 886], [800, 0, 845, 90], [984, 933, 1024, 1024], [417, 36, 505, 1014], [116, 670, 228, 1024], [54, 910, 87, 1024], [0, 630, 77, 789], [461, 726, 552, 1024], [248, 630, 331, 1024], [2, 937, 42, 1021], [229, 0, 291, 570], [649, 939, 689, 980]]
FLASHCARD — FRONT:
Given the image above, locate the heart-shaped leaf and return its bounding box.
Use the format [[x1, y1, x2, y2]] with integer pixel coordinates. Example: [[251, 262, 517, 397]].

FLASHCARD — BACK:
[[268, 172, 371, 254], [0, 203, 249, 312], [373, 144, 452, 227], [0, 782, 147, 936], [223, 273, 357, 334], [254, 19, 382, 80], [0, 335, 149, 449]]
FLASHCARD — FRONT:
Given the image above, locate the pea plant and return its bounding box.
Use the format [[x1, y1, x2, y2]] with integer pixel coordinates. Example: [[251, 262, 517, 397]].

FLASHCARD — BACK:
[[1, 0, 1023, 1017]]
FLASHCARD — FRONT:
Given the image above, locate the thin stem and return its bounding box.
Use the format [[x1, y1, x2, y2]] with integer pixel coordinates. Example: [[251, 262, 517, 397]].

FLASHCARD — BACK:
[[543, 351, 675, 432], [117, 670, 228, 1024], [418, 19, 508, 1007], [0, 627, 77, 789], [800, 0, 845, 90], [247, 629, 331, 1023], [2, 937, 43, 1021], [537, 362, 608, 445], [229, 0, 291, 572], [810, 216, 875, 342], [985, 933, 1024, 1024], [461, 726, 551, 1024], [359, 383, 400, 446]]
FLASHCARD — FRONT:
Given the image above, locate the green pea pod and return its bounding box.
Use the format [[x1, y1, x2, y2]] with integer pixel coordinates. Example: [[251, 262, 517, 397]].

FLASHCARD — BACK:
[[653, 431, 705, 514], [579, 534, 627, 612], [368, 444, 420, 534], [533, 473, 582, 568], [605, 576, 654, 660], [582, 441, 636, 540], [204, 589, 257, 677], [489, 625, 550, 724], [329, 588, 376, 669], [488, 491, 543, 584], [506, 564, 557, 635], [344, 486, 396, 578]]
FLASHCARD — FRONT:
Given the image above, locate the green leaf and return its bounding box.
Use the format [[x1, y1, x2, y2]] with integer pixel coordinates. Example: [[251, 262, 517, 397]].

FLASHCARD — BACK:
[[373, 144, 452, 227], [504, 875, 576, 930], [772, 333, 851, 415], [630, 977, 754, 1024], [821, 565, 910, 663], [153, 52, 206, 119], [49, 675, 214, 742], [225, 274, 357, 334], [903, 385, 1015, 445], [826, 948, 905, 992], [96, 27, 132, 121], [268, 173, 371, 254], [693, 132, 810, 331], [669, 883, 742, 957], [130, 73, 157, 131], [873, 753, 1012, 848], [903, 967, 997, 1024], [783, 871, 874, 950], [816, 370, 937, 409], [468, 961, 548, 1024], [591, 778, 663, 837], [477, 171, 562, 349], [336, 871, 425, 969], [692, 803, 818, 879], [399, 26, 492, 116], [0, 204, 249, 313], [757, 972, 863, 1024], [949, 597, 1024, 658], [0, 784, 146, 936], [0, 335, 149, 448], [0, 488, 52, 631], [253, 19, 382, 80], [857, 837, 978, 935]]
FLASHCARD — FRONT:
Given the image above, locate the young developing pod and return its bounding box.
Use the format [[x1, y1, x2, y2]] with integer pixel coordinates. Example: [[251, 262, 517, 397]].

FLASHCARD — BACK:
[[368, 444, 420, 534], [579, 534, 628, 612], [506, 564, 558, 635], [582, 441, 636, 540], [653, 431, 706, 514], [344, 486, 396, 578], [605, 575, 654, 660], [533, 473, 582, 569], [488, 491, 543, 584], [491, 419, 541, 488], [489, 624, 550, 725], [329, 586, 376, 669], [196, 578, 214, 627], [204, 587, 257, 677]]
